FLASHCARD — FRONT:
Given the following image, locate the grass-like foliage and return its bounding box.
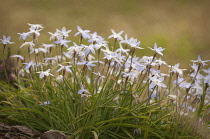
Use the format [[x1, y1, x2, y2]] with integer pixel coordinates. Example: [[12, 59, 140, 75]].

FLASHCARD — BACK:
[[0, 24, 210, 138]]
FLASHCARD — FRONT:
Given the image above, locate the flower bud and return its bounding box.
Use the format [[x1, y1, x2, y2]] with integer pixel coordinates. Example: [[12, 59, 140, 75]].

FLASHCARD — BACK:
[[56, 75, 64, 82], [168, 95, 177, 101]]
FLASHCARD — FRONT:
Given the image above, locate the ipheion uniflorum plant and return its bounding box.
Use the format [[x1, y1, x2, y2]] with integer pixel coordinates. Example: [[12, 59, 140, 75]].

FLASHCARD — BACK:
[[0, 23, 210, 139]]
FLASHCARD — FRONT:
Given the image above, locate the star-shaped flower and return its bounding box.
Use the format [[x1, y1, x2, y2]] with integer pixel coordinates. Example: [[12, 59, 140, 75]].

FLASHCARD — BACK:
[[108, 29, 124, 41], [83, 44, 96, 56], [56, 27, 72, 38], [171, 63, 186, 77], [0, 35, 14, 45], [36, 69, 54, 79], [48, 30, 60, 40], [17, 32, 31, 41], [74, 26, 90, 39], [149, 43, 165, 56], [54, 38, 71, 48], [191, 56, 210, 66], [77, 61, 96, 70], [56, 64, 72, 72], [149, 76, 167, 89]]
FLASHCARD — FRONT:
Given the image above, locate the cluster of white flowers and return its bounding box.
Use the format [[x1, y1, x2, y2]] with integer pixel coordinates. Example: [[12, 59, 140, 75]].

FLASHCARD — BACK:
[[1, 24, 210, 108]]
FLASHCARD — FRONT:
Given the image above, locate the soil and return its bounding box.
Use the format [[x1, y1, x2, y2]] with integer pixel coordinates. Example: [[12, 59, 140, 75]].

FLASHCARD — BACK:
[[0, 122, 68, 139]]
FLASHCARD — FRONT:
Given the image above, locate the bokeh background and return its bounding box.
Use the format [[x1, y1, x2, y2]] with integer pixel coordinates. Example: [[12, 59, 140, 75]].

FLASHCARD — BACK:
[[1, 0, 210, 68]]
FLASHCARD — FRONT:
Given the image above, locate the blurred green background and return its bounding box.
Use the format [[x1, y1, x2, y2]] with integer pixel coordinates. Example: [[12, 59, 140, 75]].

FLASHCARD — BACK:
[[1, 0, 210, 68]]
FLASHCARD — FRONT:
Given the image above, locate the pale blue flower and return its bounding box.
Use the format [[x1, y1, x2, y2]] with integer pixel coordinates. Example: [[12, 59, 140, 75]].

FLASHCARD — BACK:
[[23, 60, 36, 70], [28, 23, 44, 30], [149, 76, 167, 89], [202, 68, 210, 75], [78, 88, 90, 94], [77, 61, 96, 70], [92, 72, 105, 78], [36, 69, 54, 79], [115, 44, 130, 55], [54, 38, 71, 48], [171, 63, 186, 77], [74, 26, 90, 39], [10, 55, 24, 61], [149, 43, 165, 56], [0, 35, 14, 45], [39, 101, 51, 105], [42, 43, 56, 48], [30, 48, 48, 54], [56, 27, 72, 38], [20, 41, 35, 48], [108, 29, 124, 41], [29, 27, 42, 37], [83, 44, 96, 56], [57, 64, 72, 72], [191, 56, 210, 66], [88, 32, 105, 44], [204, 74, 210, 86], [48, 30, 60, 40], [127, 37, 143, 49], [17, 32, 31, 41]]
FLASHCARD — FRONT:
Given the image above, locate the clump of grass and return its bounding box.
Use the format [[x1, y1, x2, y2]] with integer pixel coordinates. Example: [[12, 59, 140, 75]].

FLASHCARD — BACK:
[[0, 24, 210, 138]]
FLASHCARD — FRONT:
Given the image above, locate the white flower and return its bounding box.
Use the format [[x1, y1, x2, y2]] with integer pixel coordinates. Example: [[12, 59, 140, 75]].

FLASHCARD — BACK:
[[36, 69, 54, 79], [28, 23, 44, 30], [148, 43, 165, 56], [54, 38, 71, 48], [30, 48, 48, 54], [151, 91, 157, 99], [0, 35, 14, 45], [154, 58, 167, 66], [67, 42, 83, 58], [191, 81, 203, 95], [126, 37, 143, 49], [42, 43, 56, 49], [115, 44, 130, 55], [48, 30, 60, 40], [149, 76, 167, 89], [108, 29, 124, 41], [83, 44, 96, 56], [204, 74, 210, 86], [74, 26, 90, 39], [93, 42, 107, 50], [56, 27, 72, 38], [123, 70, 141, 82], [77, 61, 96, 70], [23, 60, 36, 70], [39, 101, 51, 105], [17, 32, 31, 41], [103, 51, 123, 65], [56, 64, 72, 72], [78, 88, 90, 94], [10, 55, 24, 61], [171, 63, 186, 77], [88, 32, 104, 44], [29, 27, 42, 37], [92, 72, 105, 78], [20, 41, 35, 49], [18, 69, 29, 77], [203, 68, 210, 75], [191, 56, 210, 66]]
